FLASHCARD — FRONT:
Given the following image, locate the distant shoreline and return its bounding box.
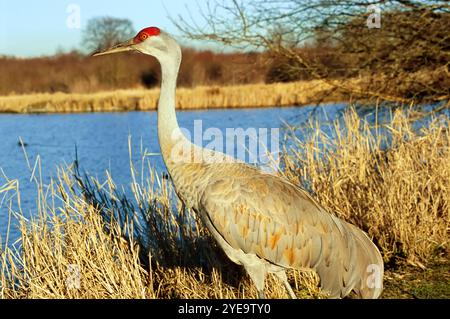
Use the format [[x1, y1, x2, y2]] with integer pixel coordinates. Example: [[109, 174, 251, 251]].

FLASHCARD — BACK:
[[0, 80, 345, 114]]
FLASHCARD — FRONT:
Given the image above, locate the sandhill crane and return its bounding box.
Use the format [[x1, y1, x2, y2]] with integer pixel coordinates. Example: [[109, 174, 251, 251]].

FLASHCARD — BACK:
[[94, 26, 384, 299]]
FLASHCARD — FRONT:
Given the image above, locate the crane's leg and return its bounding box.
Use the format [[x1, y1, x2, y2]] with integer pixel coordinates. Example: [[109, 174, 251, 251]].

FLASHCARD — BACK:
[[258, 290, 266, 299], [243, 263, 267, 299], [275, 270, 297, 299]]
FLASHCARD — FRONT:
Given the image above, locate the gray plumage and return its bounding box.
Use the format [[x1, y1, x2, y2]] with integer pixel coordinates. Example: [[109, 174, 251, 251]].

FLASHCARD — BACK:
[[94, 28, 384, 299]]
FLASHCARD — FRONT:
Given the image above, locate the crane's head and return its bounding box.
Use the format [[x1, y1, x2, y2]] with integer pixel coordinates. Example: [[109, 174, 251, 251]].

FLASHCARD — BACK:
[[92, 26, 179, 61]]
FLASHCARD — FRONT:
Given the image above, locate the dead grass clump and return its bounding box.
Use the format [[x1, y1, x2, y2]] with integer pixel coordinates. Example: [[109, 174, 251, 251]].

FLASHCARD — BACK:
[[282, 107, 449, 263], [0, 148, 322, 299], [0, 80, 337, 114]]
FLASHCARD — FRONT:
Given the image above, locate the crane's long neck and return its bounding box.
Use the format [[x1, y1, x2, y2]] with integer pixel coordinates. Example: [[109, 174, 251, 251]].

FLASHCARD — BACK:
[[157, 51, 189, 168]]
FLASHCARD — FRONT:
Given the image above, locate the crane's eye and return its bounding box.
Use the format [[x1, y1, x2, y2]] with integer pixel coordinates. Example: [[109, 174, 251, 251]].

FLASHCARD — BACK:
[[140, 33, 148, 41]]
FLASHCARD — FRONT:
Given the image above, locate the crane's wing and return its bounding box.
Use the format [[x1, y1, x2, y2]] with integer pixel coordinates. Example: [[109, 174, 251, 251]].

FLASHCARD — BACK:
[[199, 164, 383, 298]]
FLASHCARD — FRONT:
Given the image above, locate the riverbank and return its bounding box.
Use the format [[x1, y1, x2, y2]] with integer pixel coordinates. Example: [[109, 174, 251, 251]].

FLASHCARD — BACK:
[[0, 80, 342, 114], [1, 106, 448, 298]]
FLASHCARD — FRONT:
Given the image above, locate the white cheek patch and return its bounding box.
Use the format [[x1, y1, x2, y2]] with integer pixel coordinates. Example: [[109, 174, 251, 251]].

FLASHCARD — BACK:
[[149, 37, 167, 51]]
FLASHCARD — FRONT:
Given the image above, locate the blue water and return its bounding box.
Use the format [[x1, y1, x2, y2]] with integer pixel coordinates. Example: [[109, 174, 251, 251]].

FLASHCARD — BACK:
[[2, 102, 448, 246], [0, 104, 348, 245]]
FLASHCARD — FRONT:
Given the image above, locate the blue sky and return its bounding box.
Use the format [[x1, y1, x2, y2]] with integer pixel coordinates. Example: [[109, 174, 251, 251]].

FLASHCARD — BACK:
[[0, 0, 207, 57]]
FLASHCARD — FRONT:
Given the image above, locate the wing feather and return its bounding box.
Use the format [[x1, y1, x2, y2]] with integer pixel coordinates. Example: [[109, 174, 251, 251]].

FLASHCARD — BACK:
[[199, 164, 383, 298]]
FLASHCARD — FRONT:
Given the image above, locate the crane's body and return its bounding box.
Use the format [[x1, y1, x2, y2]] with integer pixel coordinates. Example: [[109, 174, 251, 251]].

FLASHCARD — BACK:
[[94, 27, 384, 299]]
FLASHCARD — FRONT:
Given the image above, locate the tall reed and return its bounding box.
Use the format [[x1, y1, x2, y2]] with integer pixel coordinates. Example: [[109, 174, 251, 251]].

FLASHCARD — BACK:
[[0, 141, 321, 298], [282, 107, 449, 263], [0, 80, 337, 114], [1, 106, 448, 298]]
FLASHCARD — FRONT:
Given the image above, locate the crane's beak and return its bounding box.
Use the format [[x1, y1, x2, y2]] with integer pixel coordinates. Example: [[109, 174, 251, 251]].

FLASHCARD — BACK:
[[92, 38, 135, 56]]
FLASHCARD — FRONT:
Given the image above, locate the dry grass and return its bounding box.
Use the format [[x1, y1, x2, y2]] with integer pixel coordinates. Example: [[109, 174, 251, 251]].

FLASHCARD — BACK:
[[282, 107, 450, 264], [0, 80, 338, 114], [0, 106, 448, 299], [0, 141, 322, 299]]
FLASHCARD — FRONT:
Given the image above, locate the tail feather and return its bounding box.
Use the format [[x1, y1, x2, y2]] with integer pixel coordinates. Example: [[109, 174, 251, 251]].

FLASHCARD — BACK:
[[350, 224, 384, 298], [314, 220, 384, 299]]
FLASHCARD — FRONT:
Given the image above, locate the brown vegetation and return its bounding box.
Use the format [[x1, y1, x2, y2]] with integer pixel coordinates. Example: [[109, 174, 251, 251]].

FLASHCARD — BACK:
[[0, 49, 267, 96], [281, 108, 450, 263], [0, 80, 344, 113], [175, 0, 450, 104]]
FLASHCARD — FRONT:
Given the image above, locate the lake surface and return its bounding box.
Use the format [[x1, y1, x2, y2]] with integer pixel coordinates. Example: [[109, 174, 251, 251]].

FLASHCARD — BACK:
[[0, 103, 366, 245]]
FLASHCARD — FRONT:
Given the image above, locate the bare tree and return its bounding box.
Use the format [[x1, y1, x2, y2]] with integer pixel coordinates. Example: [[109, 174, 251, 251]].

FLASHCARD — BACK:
[[173, 0, 450, 105], [82, 17, 136, 52]]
